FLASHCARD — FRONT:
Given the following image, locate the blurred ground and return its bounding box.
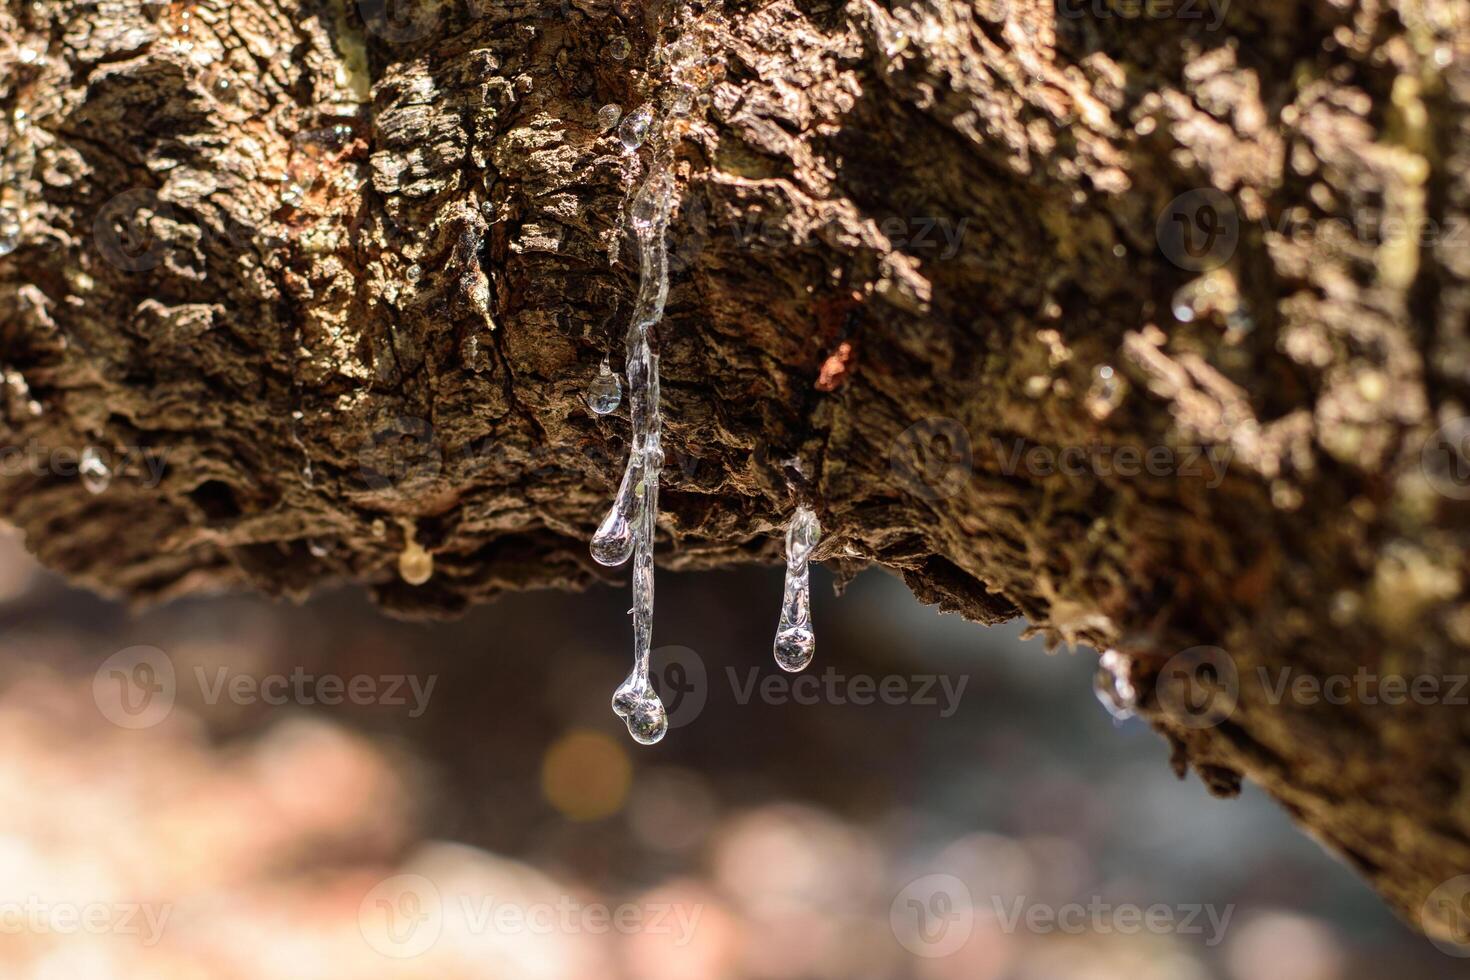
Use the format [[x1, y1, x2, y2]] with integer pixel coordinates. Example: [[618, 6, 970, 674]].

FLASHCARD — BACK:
[[0, 526, 1456, 978]]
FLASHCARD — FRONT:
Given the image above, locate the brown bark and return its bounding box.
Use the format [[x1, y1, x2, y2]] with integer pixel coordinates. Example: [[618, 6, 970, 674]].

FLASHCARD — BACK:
[[2, 0, 1470, 938]]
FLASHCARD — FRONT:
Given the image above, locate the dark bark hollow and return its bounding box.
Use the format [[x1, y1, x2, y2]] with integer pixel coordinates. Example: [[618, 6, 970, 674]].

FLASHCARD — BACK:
[[2, 0, 1470, 938]]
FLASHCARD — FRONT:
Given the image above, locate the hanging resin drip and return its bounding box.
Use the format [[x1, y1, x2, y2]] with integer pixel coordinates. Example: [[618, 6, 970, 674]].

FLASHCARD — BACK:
[[589, 455, 641, 566], [1093, 649, 1136, 722], [586, 357, 623, 415], [588, 10, 714, 745], [592, 149, 677, 745], [773, 505, 821, 672]]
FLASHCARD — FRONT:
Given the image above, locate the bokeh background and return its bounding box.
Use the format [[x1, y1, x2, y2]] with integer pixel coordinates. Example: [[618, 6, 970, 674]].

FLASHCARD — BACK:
[[0, 524, 1457, 978]]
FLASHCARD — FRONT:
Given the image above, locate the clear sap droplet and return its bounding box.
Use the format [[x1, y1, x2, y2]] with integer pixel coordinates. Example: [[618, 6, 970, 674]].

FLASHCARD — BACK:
[[591, 459, 641, 565], [0, 208, 19, 257], [1171, 285, 1197, 323], [607, 36, 631, 61], [590, 506, 636, 566], [773, 506, 821, 672], [406, 263, 422, 282], [625, 695, 668, 744], [611, 675, 667, 744], [1084, 365, 1125, 420], [774, 626, 815, 672], [619, 104, 654, 153], [1094, 649, 1136, 722], [611, 674, 641, 718], [586, 359, 623, 414], [79, 447, 111, 494], [598, 103, 622, 132]]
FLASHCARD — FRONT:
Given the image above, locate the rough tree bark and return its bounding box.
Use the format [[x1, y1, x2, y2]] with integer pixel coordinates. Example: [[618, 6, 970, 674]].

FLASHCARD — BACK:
[[2, 0, 1469, 939]]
